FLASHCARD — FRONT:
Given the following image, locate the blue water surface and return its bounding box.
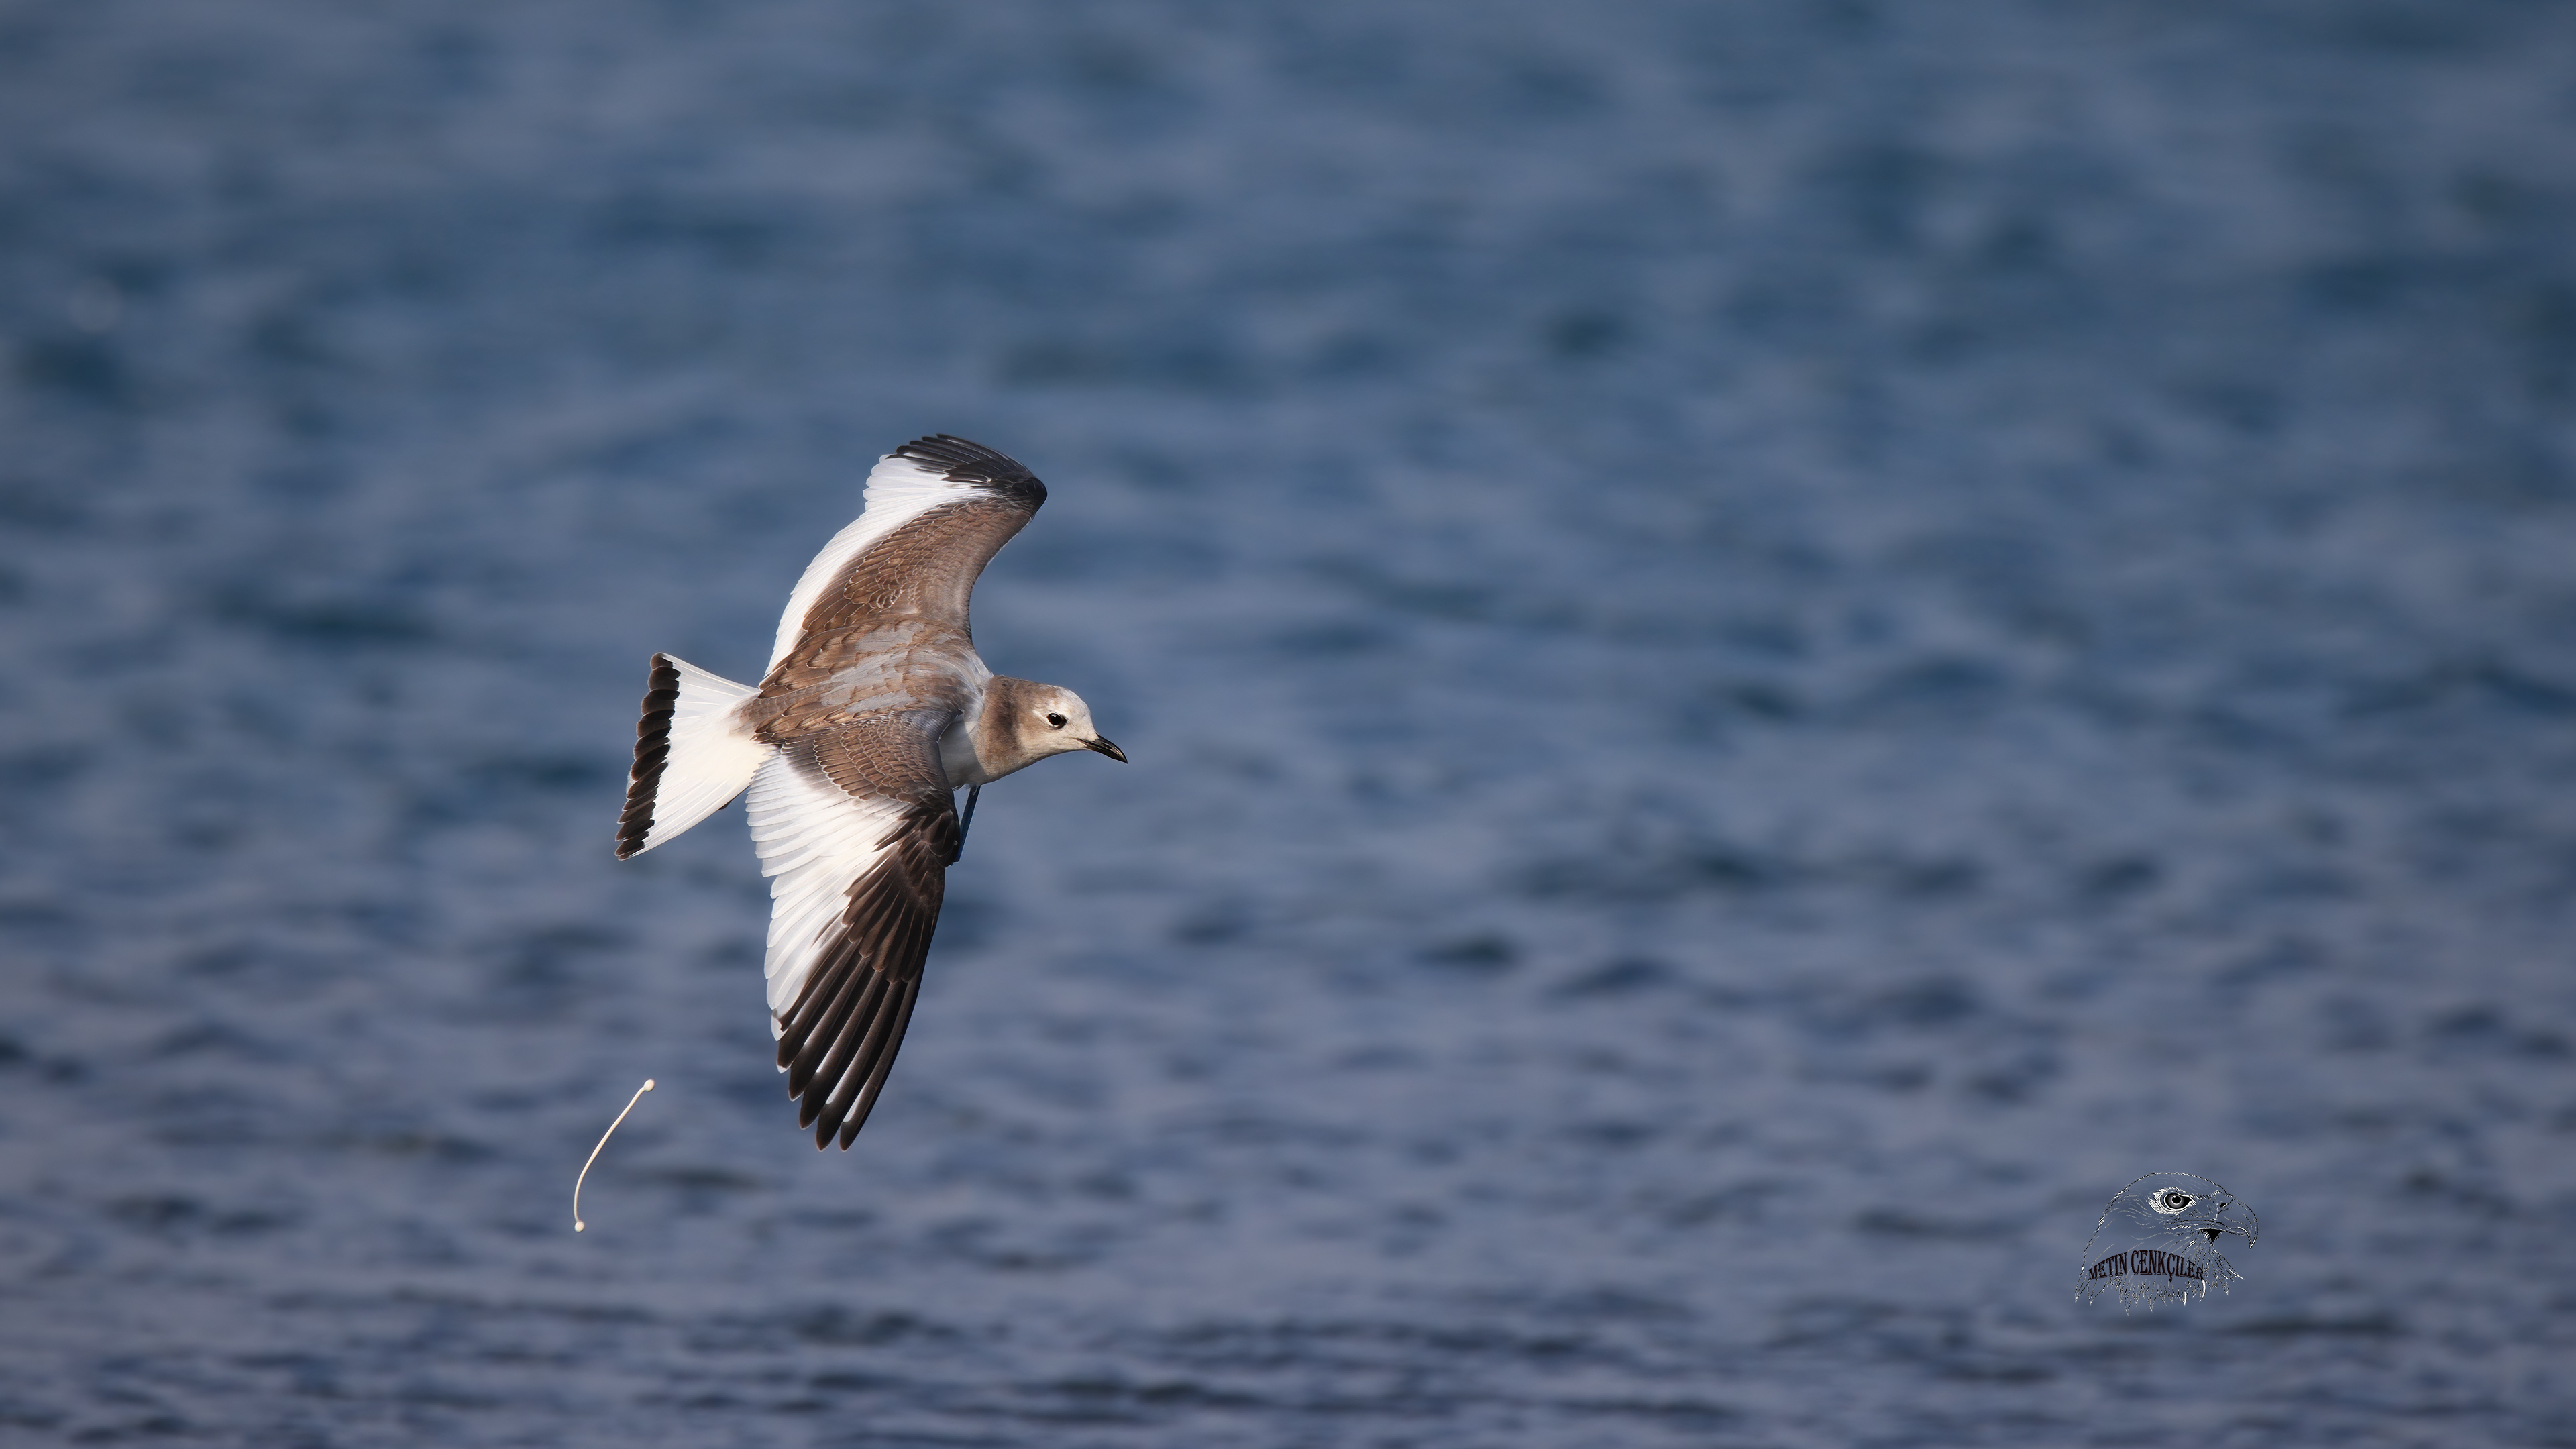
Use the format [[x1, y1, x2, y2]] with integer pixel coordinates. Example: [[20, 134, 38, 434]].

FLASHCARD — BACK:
[[3, 2, 2573, 1444]]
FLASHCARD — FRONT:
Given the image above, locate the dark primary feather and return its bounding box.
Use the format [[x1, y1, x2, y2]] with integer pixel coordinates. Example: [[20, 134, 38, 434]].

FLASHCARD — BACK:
[[614, 653, 681, 861], [893, 434, 1047, 509], [766, 718, 962, 1149]]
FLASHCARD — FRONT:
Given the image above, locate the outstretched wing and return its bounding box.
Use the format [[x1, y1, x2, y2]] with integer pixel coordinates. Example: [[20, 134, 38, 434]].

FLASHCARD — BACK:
[[746, 709, 962, 1149], [766, 435, 1046, 674]]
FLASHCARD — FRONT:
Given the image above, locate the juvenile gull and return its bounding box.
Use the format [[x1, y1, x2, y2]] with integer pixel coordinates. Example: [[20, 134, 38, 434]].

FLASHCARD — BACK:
[[614, 435, 1125, 1149]]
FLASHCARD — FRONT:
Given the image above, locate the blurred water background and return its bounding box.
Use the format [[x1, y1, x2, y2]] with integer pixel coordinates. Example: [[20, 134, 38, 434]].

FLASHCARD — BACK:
[[4, 2, 2574, 1444]]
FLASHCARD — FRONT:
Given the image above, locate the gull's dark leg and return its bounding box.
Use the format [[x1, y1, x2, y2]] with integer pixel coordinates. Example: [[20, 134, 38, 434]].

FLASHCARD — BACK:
[[953, 785, 981, 861]]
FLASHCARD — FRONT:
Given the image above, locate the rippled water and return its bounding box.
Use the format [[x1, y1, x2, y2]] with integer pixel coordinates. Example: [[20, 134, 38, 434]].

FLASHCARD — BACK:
[[4, 2, 2574, 1444]]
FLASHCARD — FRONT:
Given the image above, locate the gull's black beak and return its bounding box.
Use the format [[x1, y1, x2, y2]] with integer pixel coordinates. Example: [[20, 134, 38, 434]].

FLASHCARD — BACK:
[[1084, 736, 1128, 763]]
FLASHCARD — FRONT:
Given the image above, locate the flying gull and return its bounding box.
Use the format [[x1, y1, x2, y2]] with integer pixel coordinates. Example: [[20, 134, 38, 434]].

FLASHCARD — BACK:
[[614, 435, 1125, 1149]]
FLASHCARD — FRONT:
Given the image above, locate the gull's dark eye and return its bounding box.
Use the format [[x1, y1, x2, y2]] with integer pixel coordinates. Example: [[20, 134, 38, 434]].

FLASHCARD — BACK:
[[1044, 712, 1067, 729]]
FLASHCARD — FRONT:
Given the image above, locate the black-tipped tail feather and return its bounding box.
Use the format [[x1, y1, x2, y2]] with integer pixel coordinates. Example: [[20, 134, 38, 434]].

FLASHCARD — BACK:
[[612, 653, 766, 861], [616, 655, 682, 860]]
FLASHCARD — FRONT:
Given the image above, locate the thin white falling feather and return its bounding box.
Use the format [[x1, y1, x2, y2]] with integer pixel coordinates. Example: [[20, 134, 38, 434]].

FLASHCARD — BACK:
[[630, 655, 769, 856], [744, 753, 911, 1031], [767, 450, 994, 671], [572, 1078, 654, 1233]]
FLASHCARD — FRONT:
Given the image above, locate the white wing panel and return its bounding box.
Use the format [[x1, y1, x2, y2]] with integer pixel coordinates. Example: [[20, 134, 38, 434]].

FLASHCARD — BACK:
[[743, 752, 911, 1034]]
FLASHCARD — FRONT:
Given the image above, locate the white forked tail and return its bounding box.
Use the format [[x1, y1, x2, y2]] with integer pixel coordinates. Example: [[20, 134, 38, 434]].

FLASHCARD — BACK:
[[616, 653, 770, 859]]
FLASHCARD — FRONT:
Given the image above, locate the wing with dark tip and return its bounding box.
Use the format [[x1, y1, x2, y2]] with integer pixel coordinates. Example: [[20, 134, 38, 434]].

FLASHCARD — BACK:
[[764, 435, 1046, 676], [745, 710, 961, 1148]]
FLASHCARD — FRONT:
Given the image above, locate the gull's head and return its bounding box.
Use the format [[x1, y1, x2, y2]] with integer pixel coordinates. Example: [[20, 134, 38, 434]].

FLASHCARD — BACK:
[[1014, 682, 1126, 763]]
